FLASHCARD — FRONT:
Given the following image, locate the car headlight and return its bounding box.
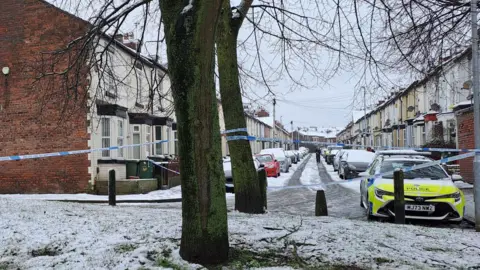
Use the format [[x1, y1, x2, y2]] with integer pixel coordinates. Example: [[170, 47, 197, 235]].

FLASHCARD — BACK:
[[436, 191, 461, 202], [374, 188, 394, 199]]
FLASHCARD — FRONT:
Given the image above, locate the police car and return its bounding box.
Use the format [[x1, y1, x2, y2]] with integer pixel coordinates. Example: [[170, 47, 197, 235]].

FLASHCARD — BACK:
[[359, 151, 465, 222]]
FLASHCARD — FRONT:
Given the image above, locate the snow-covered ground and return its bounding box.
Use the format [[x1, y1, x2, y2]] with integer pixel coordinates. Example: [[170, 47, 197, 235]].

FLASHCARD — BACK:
[[0, 185, 234, 201], [1, 198, 480, 269], [0, 186, 185, 201], [299, 154, 323, 190], [267, 155, 309, 187], [321, 158, 360, 193]]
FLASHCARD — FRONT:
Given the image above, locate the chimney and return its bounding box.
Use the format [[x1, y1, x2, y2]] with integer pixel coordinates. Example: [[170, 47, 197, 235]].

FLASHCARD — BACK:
[[122, 32, 141, 52], [114, 34, 124, 42], [256, 108, 270, 117]]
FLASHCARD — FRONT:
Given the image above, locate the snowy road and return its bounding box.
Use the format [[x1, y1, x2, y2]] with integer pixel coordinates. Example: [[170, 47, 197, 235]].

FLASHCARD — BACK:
[[267, 154, 365, 219]]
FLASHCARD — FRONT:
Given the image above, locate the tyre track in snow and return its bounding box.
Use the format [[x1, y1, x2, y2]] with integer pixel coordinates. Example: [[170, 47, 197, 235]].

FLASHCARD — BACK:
[[316, 160, 366, 220], [267, 154, 320, 216]]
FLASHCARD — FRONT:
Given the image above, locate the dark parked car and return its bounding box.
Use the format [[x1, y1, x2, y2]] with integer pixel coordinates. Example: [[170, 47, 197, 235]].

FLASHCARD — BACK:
[[326, 149, 340, 165], [338, 150, 375, 179]]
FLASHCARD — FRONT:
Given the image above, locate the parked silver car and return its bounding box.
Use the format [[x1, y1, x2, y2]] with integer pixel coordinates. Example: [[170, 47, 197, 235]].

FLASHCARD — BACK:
[[223, 156, 261, 192]]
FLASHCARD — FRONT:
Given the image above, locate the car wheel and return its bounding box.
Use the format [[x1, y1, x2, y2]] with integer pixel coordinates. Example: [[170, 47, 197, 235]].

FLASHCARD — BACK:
[[277, 172, 281, 177], [360, 194, 364, 208]]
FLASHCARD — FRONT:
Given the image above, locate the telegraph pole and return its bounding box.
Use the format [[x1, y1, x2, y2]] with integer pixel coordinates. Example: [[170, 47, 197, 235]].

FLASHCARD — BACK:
[[290, 121, 294, 150], [272, 98, 276, 148], [361, 86, 367, 148], [471, 0, 480, 231]]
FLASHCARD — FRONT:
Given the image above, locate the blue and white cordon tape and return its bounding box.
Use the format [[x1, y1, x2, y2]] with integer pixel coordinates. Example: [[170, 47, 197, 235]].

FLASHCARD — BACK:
[[0, 125, 478, 162], [266, 151, 475, 191]]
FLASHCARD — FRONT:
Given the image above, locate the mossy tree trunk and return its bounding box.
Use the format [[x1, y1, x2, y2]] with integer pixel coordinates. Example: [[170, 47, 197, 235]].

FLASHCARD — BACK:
[[160, 0, 228, 264], [217, 0, 263, 214]]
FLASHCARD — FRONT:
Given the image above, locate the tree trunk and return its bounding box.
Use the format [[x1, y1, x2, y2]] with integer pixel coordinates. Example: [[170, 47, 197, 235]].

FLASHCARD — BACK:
[[217, 2, 264, 214], [160, 0, 228, 264]]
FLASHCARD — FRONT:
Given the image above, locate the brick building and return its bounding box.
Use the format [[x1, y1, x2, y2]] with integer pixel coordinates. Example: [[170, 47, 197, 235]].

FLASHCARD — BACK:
[[0, 0, 174, 193], [0, 0, 91, 193], [454, 102, 474, 183]]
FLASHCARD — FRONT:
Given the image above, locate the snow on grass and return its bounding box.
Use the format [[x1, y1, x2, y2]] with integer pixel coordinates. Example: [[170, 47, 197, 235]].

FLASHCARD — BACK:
[[1, 198, 480, 269], [0, 185, 234, 201], [267, 154, 310, 187], [299, 154, 324, 190], [321, 157, 360, 193]]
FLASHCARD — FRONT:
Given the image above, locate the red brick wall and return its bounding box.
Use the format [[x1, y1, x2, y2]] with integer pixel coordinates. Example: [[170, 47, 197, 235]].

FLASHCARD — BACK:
[[0, 0, 90, 193], [457, 110, 474, 183]]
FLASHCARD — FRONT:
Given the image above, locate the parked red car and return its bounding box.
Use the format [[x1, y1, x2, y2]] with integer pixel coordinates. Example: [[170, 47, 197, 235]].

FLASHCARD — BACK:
[[255, 154, 280, 177]]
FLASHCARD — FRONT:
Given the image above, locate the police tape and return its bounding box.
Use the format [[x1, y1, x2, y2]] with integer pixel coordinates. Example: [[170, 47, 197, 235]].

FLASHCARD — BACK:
[[316, 141, 480, 153], [0, 123, 477, 162], [266, 151, 475, 191], [221, 128, 248, 134], [150, 161, 181, 175], [0, 140, 170, 162]]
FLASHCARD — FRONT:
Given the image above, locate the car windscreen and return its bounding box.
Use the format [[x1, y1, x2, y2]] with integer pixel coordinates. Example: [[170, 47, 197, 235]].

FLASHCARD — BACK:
[[344, 151, 375, 163], [256, 155, 273, 163], [380, 160, 448, 179]]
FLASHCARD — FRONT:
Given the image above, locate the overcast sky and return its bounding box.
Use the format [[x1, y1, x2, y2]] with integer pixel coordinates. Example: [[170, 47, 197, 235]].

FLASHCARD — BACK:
[[50, 0, 406, 130]]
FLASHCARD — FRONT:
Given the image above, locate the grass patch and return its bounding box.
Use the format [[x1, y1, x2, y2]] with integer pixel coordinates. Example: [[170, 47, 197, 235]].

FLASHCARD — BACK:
[[114, 243, 137, 253], [207, 248, 366, 270], [157, 257, 185, 270], [374, 257, 394, 264], [30, 246, 60, 257]]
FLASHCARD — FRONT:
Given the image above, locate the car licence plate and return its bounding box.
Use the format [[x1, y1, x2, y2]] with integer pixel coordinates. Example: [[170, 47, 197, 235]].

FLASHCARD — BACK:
[[405, 204, 435, 212]]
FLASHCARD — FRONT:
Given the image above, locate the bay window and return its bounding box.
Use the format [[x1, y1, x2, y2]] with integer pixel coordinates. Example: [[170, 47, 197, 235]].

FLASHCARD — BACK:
[[155, 126, 163, 155], [117, 119, 124, 157], [101, 118, 111, 157]]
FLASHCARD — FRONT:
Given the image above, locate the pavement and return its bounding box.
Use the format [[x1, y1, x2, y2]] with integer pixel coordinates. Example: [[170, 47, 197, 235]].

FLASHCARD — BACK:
[[462, 188, 475, 224]]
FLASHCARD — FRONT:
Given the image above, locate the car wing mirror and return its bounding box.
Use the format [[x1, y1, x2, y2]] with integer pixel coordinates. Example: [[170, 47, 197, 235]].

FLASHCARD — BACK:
[[451, 174, 463, 182]]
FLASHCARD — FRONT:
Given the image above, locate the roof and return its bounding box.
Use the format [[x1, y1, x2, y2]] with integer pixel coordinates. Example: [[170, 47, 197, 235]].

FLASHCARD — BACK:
[[255, 116, 289, 133], [352, 110, 369, 123], [40, 0, 168, 74], [299, 127, 343, 139], [453, 100, 473, 110]]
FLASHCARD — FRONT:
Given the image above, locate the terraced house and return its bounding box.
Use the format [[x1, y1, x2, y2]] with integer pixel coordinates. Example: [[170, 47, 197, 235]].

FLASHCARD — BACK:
[[336, 46, 474, 181], [0, 0, 177, 193]]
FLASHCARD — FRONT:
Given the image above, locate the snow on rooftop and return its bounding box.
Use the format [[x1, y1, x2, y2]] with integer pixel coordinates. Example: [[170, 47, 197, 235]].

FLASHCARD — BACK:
[[352, 110, 371, 123], [256, 116, 274, 127], [453, 100, 473, 109]]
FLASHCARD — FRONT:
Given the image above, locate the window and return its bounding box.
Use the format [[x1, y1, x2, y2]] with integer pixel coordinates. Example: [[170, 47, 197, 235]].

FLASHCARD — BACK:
[[381, 160, 448, 180], [146, 126, 152, 156], [174, 131, 178, 155], [403, 129, 407, 147], [133, 125, 141, 159], [422, 126, 427, 145], [155, 126, 163, 155], [166, 127, 171, 154], [117, 119, 124, 157], [101, 118, 111, 157], [136, 75, 143, 104], [412, 127, 416, 147]]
